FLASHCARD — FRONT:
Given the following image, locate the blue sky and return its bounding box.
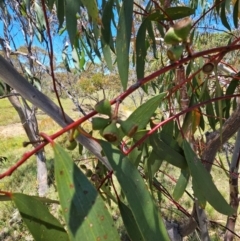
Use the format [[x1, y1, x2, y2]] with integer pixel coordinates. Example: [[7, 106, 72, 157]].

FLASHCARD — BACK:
[[0, 0, 236, 68]]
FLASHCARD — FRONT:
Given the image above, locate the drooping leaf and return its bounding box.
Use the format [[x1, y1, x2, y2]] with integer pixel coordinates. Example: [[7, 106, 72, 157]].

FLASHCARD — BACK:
[[101, 38, 113, 71], [116, 0, 133, 90], [127, 92, 167, 130], [56, 0, 65, 28], [203, 89, 216, 130], [183, 140, 234, 215], [101, 0, 114, 47], [65, 0, 81, 45], [62, 44, 71, 72], [147, 150, 163, 177], [118, 200, 144, 241], [53, 143, 120, 241], [173, 169, 190, 201], [136, 18, 151, 79], [233, 0, 239, 28], [150, 134, 187, 169], [81, 0, 99, 23], [34, 2, 46, 32], [148, 7, 195, 21], [12, 193, 69, 241], [100, 141, 170, 241], [220, 2, 231, 31]]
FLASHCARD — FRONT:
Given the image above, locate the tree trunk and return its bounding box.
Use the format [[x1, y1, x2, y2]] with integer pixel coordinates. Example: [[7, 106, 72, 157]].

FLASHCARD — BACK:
[[8, 93, 48, 196], [224, 130, 240, 241]]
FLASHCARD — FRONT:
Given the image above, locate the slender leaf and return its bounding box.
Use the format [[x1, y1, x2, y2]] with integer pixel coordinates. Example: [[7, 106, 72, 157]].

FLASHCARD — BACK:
[[148, 7, 195, 21], [150, 134, 187, 169], [147, 150, 163, 176], [65, 0, 81, 45], [220, 2, 231, 31], [100, 141, 170, 241], [118, 200, 144, 241], [136, 18, 150, 79], [233, 0, 239, 28], [225, 79, 239, 118], [116, 0, 133, 90], [101, 0, 114, 46], [53, 143, 120, 241], [101, 38, 113, 70], [127, 92, 167, 130], [56, 0, 65, 28], [183, 140, 234, 215], [173, 169, 190, 201], [81, 0, 99, 23], [12, 193, 69, 241]]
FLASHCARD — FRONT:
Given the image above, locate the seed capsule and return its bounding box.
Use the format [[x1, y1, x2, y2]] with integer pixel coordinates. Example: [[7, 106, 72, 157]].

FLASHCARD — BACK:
[[94, 99, 112, 116], [167, 45, 184, 61], [173, 17, 192, 41], [102, 122, 120, 142], [164, 27, 183, 45], [120, 120, 138, 137], [92, 117, 110, 130]]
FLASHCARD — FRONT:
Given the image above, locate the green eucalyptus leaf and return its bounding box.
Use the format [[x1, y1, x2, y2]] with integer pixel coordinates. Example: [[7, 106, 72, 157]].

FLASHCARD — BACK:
[[150, 134, 187, 169], [100, 141, 170, 241], [118, 200, 144, 241], [101, 38, 113, 71], [183, 140, 234, 215], [116, 0, 133, 90], [148, 7, 195, 21], [220, 2, 231, 31], [56, 0, 65, 28], [81, 0, 99, 23], [12, 193, 69, 241], [101, 0, 114, 46], [126, 92, 167, 130], [233, 0, 239, 28], [136, 18, 151, 79], [34, 2, 46, 31], [225, 79, 239, 118], [172, 169, 190, 201], [65, 0, 81, 45], [53, 143, 120, 241]]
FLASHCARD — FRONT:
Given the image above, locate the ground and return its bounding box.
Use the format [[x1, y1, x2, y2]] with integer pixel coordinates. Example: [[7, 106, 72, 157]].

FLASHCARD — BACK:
[[0, 123, 25, 138]]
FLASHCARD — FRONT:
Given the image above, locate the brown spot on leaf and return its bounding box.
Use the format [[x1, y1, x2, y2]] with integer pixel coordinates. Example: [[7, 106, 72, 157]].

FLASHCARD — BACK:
[[69, 183, 74, 189], [60, 170, 64, 175], [64, 208, 68, 212], [96, 237, 101, 241], [100, 215, 104, 221], [103, 234, 108, 239]]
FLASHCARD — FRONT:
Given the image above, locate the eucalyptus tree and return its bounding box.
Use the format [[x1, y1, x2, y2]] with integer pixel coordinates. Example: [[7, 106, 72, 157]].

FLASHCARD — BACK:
[[1, 0, 240, 241]]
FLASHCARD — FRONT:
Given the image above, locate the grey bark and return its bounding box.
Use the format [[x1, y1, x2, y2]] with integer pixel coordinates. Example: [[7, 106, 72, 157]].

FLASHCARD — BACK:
[[224, 130, 240, 241], [8, 93, 48, 196], [0, 55, 112, 170]]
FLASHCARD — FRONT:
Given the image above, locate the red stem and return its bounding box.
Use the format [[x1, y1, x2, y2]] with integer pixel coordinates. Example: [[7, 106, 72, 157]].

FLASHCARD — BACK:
[[124, 94, 240, 155], [40, 0, 66, 122], [1, 45, 240, 179]]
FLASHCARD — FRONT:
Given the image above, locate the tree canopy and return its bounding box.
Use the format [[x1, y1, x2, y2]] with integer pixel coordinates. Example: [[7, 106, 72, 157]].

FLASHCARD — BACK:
[[1, 0, 240, 240]]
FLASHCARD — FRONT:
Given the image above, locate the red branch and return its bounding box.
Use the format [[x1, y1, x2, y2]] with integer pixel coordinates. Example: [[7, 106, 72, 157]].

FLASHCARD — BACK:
[[40, 0, 66, 122], [1, 45, 240, 179]]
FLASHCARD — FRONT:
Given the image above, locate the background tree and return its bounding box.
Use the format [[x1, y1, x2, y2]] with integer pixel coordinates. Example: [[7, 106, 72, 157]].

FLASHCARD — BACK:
[[1, 0, 240, 240]]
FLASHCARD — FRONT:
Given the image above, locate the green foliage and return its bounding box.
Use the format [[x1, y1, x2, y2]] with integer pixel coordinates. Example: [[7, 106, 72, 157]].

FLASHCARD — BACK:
[[53, 143, 120, 240], [12, 193, 69, 241], [2, 0, 240, 240]]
